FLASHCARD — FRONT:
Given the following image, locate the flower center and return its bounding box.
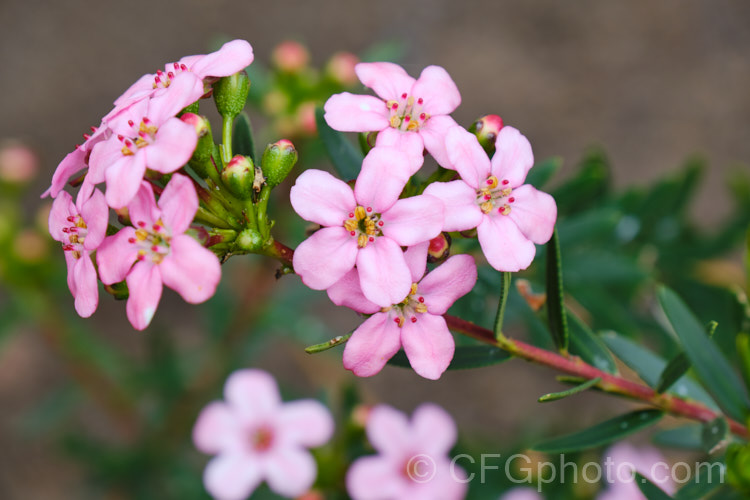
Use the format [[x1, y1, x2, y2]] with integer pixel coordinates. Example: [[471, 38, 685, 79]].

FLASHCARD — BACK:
[[60, 215, 88, 259], [249, 425, 275, 453], [118, 118, 159, 156], [151, 63, 190, 89], [343, 205, 383, 248], [385, 93, 430, 132], [476, 175, 515, 215], [128, 219, 171, 264], [387, 283, 429, 327]]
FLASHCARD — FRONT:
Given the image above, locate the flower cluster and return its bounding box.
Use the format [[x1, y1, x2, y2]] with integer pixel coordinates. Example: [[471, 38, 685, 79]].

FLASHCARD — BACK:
[[292, 62, 557, 379], [45, 40, 254, 329]]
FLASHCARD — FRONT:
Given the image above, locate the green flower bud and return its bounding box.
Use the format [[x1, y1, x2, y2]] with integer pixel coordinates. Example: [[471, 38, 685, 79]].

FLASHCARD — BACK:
[[104, 281, 129, 300], [212, 71, 250, 119], [468, 114, 504, 156], [221, 155, 255, 199], [236, 227, 263, 252], [182, 113, 215, 178], [261, 140, 298, 188]]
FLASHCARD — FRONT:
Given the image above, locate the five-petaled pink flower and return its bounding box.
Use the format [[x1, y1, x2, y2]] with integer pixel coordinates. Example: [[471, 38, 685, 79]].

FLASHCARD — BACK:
[[48, 184, 108, 317], [290, 147, 444, 307], [324, 62, 461, 173], [328, 243, 477, 379], [193, 369, 334, 500], [424, 126, 557, 272], [347, 403, 467, 500], [96, 174, 221, 330]]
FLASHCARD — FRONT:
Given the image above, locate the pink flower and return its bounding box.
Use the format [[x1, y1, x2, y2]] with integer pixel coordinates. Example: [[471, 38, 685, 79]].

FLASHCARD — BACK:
[[291, 147, 444, 307], [193, 369, 334, 500], [96, 174, 221, 330], [324, 62, 461, 173], [424, 126, 557, 272], [347, 403, 467, 500], [598, 444, 675, 500], [48, 184, 108, 317], [42, 123, 110, 199], [328, 244, 477, 379], [89, 73, 204, 208]]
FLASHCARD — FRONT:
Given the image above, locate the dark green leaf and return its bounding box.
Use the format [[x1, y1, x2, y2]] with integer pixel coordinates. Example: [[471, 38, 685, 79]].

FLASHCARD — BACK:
[[387, 345, 511, 370], [494, 271, 511, 340], [552, 148, 610, 214], [546, 228, 569, 353], [658, 286, 750, 421], [567, 310, 617, 374], [533, 409, 663, 453], [635, 472, 674, 500], [314, 107, 363, 180], [525, 157, 562, 190], [674, 461, 726, 499], [539, 377, 601, 403], [701, 417, 729, 453], [656, 352, 691, 393], [652, 424, 703, 450], [232, 112, 257, 163], [737, 333, 750, 394]]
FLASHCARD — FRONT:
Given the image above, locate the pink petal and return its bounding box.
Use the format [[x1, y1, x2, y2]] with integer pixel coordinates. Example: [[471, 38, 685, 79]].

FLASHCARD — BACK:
[[72, 255, 99, 318], [445, 126, 490, 188], [107, 99, 150, 138], [346, 455, 402, 500], [354, 147, 411, 212], [188, 39, 254, 78], [224, 369, 281, 418], [104, 150, 147, 209], [411, 403, 458, 456], [366, 405, 412, 455], [145, 118, 198, 174], [290, 169, 355, 226], [203, 453, 262, 500], [417, 254, 477, 316], [375, 127, 425, 174], [418, 459, 469, 500], [419, 115, 459, 169], [263, 447, 317, 498], [48, 191, 74, 241], [43, 148, 87, 199], [112, 73, 154, 108], [159, 235, 221, 303], [355, 62, 415, 100], [147, 72, 204, 124], [324, 93, 390, 132], [87, 136, 123, 184], [64, 251, 77, 295], [343, 313, 402, 377], [125, 261, 163, 330], [96, 227, 138, 285], [326, 269, 381, 314], [127, 181, 159, 228], [506, 184, 557, 244], [80, 188, 109, 250], [490, 126, 534, 188], [193, 402, 241, 454], [422, 180, 483, 232], [401, 313, 454, 380], [356, 237, 411, 307], [380, 194, 444, 247], [477, 215, 536, 272], [157, 174, 198, 234], [293, 227, 358, 290], [411, 66, 461, 116], [404, 242, 429, 283], [277, 400, 334, 448]]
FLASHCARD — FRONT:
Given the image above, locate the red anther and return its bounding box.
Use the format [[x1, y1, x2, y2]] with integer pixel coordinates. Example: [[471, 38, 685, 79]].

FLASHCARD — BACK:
[[394, 318, 400, 324], [404, 115, 410, 122], [486, 179, 493, 185], [137, 254, 145, 261], [173, 62, 180, 70], [366, 207, 372, 212], [152, 224, 161, 231], [137, 221, 146, 227], [67, 216, 75, 222], [117, 134, 124, 141], [154, 76, 161, 84], [417, 98, 423, 105], [156, 69, 163, 76], [62, 227, 69, 233], [74, 144, 81, 149], [138, 131, 148, 139], [62, 244, 74, 251], [391, 103, 398, 110], [378, 221, 384, 226], [348, 212, 354, 218], [90, 126, 97, 133], [142, 117, 151, 124], [128, 237, 136, 244], [167, 71, 174, 79], [151, 245, 159, 252], [401, 93, 408, 99], [68, 227, 77, 233], [180, 63, 188, 71], [508, 197, 515, 203], [368, 236, 374, 242], [128, 119, 134, 127], [350, 231, 356, 236], [419, 113, 426, 120], [484, 195, 491, 201], [83, 133, 91, 140], [418, 297, 425, 303], [502, 179, 509, 185], [411, 317, 417, 323]]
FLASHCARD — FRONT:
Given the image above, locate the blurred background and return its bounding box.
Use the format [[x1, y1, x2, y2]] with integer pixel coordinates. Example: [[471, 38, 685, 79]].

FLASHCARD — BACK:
[[1, 1, 750, 498]]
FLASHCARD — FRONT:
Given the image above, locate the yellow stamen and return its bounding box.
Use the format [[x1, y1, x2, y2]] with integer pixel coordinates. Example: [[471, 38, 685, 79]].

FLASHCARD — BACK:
[[135, 229, 149, 241], [396, 316, 405, 328], [480, 201, 494, 214], [365, 219, 377, 235], [486, 176, 499, 189], [121, 145, 134, 156], [499, 204, 512, 215], [357, 234, 368, 248], [354, 205, 367, 221], [389, 115, 401, 128], [344, 219, 358, 232], [406, 96, 415, 107], [406, 119, 419, 131], [501, 187, 512, 197], [415, 303, 428, 314], [134, 137, 149, 148], [410, 283, 418, 295]]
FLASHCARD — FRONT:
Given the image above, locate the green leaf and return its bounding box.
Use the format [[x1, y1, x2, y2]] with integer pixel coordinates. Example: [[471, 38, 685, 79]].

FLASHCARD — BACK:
[[674, 462, 726, 499], [494, 271, 511, 340], [656, 352, 691, 393], [539, 377, 601, 403], [737, 333, 750, 394], [546, 228, 569, 353], [533, 409, 663, 453], [387, 345, 511, 370], [658, 286, 750, 421], [525, 157, 562, 190], [701, 417, 729, 453], [567, 310, 618, 374], [232, 112, 257, 163], [652, 424, 703, 450], [635, 472, 674, 499], [314, 107, 363, 180]]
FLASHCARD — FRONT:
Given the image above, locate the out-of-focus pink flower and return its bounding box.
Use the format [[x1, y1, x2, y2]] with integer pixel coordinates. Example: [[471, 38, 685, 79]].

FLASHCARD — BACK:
[[499, 488, 543, 500], [326, 52, 359, 86], [0, 141, 38, 183], [347, 403, 467, 500], [89, 73, 204, 208], [272, 40, 310, 73], [291, 148, 444, 307], [193, 369, 334, 500], [424, 126, 556, 272], [328, 244, 477, 379], [598, 443, 675, 500], [96, 174, 220, 330], [48, 185, 108, 317], [296, 101, 318, 136], [324, 62, 462, 172]]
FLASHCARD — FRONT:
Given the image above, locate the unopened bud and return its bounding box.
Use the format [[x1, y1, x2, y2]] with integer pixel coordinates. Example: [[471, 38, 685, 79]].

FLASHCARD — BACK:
[[351, 404, 373, 428], [358, 131, 378, 155], [427, 233, 451, 263], [183, 114, 215, 178], [236, 227, 263, 252], [212, 71, 250, 119], [0, 141, 38, 183], [261, 140, 298, 188], [326, 52, 359, 86], [272, 40, 310, 73], [221, 155, 254, 199], [295, 102, 317, 136], [104, 280, 129, 300], [469, 115, 504, 156]]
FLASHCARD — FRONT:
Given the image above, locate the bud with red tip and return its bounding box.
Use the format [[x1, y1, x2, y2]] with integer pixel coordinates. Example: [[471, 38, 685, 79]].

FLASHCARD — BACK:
[[427, 233, 452, 263], [261, 140, 298, 188], [469, 114, 504, 156], [272, 40, 310, 73], [0, 141, 37, 184], [221, 155, 255, 199], [326, 52, 359, 86], [182, 113, 216, 178]]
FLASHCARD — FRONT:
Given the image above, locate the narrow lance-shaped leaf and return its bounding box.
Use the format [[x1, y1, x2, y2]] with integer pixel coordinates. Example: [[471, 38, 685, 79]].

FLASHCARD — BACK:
[[232, 112, 257, 164], [533, 409, 663, 453], [737, 333, 750, 393], [538, 377, 601, 403], [314, 107, 364, 180], [656, 321, 717, 394], [652, 424, 703, 450], [546, 228, 568, 353], [635, 472, 674, 500], [658, 286, 750, 421], [494, 271, 511, 340], [674, 462, 725, 500], [567, 309, 618, 374], [305, 333, 352, 354], [388, 346, 511, 370]]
